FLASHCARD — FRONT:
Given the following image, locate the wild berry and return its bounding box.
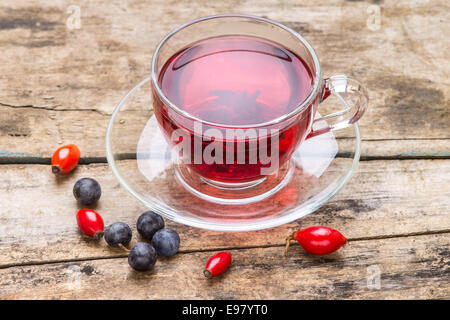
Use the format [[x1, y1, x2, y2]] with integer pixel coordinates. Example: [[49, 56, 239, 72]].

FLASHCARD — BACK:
[[136, 211, 164, 241], [76, 209, 104, 239], [73, 177, 101, 205], [152, 228, 180, 257], [51, 144, 80, 175], [128, 242, 157, 272], [285, 226, 347, 255], [204, 251, 232, 278], [104, 222, 132, 248]]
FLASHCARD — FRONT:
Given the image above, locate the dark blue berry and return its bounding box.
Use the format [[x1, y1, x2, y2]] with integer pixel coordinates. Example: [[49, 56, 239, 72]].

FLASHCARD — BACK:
[[136, 211, 165, 241], [104, 222, 132, 248], [152, 228, 180, 257], [128, 242, 157, 272], [73, 177, 101, 205]]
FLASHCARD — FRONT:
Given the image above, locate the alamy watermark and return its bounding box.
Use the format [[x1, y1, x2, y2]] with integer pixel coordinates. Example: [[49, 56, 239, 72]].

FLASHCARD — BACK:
[[366, 265, 381, 290], [66, 5, 81, 30], [66, 265, 82, 290], [366, 5, 381, 31], [171, 121, 280, 175]]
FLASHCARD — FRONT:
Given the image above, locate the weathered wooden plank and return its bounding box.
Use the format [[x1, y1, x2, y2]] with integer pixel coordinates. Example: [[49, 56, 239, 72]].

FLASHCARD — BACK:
[[0, 0, 448, 301], [0, 107, 149, 160], [357, 139, 450, 160], [0, 160, 448, 267], [0, 0, 449, 158], [0, 104, 449, 161], [0, 234, 448, 299]]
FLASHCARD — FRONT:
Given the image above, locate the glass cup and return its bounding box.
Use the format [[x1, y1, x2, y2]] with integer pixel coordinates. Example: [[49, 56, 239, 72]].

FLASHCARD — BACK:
[[151, 14, 368, 202]]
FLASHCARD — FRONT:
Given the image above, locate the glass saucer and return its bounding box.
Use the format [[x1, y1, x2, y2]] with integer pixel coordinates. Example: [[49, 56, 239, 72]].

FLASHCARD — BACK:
[[106, 77, 361, 232]]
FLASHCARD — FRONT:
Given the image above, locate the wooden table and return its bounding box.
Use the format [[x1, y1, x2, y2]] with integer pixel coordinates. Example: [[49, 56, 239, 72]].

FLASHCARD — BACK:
[[0, 0, 448, 300]]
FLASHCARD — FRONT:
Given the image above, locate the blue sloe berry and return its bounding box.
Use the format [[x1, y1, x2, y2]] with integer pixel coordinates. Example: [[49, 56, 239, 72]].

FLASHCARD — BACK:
[[73, 177, 101, 205], [152, 228, 180, 257]]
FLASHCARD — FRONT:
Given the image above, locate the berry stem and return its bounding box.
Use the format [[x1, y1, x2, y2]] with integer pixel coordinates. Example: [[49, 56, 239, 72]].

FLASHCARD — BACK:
[[285, 231, 297, 256], [117, 243, 130, 252], [203, 269, 212, 278], [51, 165, 62, 175], [93, 231, 104, 240]]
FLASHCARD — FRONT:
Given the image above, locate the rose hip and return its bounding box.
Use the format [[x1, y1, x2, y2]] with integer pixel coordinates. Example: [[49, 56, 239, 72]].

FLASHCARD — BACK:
[[285, 226, 347, 255], [204, 251, 232, 278], [51, 144, 80, 175], [76, 209, 104, 239]]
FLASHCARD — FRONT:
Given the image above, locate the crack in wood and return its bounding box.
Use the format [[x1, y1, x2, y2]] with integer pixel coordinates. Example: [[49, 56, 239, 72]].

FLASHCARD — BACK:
[[1, 152, 449, 165], [0, 229, 448, 270], [0, 102, 109, 116], [359, 155, 450, 160], [0, 157, 110, 165]]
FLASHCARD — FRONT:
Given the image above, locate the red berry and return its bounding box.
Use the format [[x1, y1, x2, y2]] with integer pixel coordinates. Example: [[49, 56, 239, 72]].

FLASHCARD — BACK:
[[76, 209, 104, 239], [204, 251, 232, 278], [285, 226, 347, 255], [51, 144, 80, 175]]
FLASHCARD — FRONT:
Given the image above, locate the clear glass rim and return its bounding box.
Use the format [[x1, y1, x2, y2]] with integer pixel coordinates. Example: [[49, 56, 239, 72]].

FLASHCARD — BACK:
[[150, 13, 322, 129], [106, 77, 361, 232]]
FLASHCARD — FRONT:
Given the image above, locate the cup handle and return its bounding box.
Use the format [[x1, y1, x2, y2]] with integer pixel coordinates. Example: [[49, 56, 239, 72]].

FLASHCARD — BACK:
[[306, 75, 369, 139]]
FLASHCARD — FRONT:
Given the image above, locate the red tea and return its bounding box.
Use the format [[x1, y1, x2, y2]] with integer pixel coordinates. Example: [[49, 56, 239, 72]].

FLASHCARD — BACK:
[[154, 35, 315, 183]]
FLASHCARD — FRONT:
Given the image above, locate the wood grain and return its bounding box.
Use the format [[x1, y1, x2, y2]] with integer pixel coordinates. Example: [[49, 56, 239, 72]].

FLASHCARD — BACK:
[[1, 105, 449, 161], [0, 0, 449, 300], [0, 234, 448, 299], [0, 160, 448, 267], [0, 0, 449, 159]]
